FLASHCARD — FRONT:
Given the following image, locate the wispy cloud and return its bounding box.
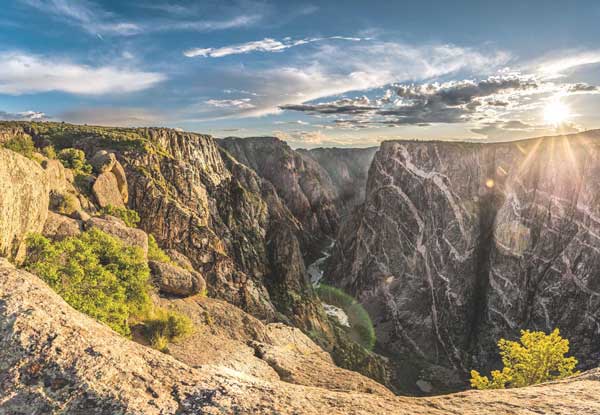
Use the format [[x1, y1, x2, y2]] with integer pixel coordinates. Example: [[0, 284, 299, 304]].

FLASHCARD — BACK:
[[58, 107, 162, 126], [0, 52, 165, 95], [20, 0, 261, 36], [184, 36, 366, 58], [20, 0, 141, 36], [537, 50, 600, 78], [205, 99, 256, 109]]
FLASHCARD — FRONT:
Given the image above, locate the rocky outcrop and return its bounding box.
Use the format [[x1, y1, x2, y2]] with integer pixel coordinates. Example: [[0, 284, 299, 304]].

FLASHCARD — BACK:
[[92, 171, 125, 208], [85, 215, 148, 255], [220, 137, 340, 250], [149, 260, 206, 297], [43, 211, 82, 240], [0, 148, 49, 262], [327, 131, 600, 393], [2, 259, 600, 414], [297, 147, 378, 217]]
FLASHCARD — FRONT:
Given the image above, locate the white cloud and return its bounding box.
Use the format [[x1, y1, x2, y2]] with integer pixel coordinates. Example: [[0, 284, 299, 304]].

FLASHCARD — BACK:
[[537, 50, 600, 78], [0, 52, 165, 95], [184, 36, 366, 58], [205, 99, 256, 109]]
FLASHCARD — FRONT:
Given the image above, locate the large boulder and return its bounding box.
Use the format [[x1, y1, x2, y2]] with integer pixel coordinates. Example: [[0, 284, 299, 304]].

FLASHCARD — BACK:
[[111, 160, 129, 203], [92, 172, 125, 208], [89, 150, 117, 174], [85, 215, 148, 256], [0, 149, 49, 262], [149, 260, 206, 297], [43, 211, 82, 240]]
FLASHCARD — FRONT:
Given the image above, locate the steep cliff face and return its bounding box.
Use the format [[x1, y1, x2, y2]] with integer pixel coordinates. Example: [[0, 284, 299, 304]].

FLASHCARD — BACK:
[[219, 137, 340, 254], [327, 131, 600, 393], [297, 147, 378, 217], [96, 129, 333, 341]]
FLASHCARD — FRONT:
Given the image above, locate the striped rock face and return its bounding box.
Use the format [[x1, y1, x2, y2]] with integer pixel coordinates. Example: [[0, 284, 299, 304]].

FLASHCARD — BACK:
[[326, 131, 600, 393]]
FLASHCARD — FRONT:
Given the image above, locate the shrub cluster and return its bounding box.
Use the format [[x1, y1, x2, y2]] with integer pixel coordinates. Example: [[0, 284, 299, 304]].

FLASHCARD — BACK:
[[101, 205, 141, 228], [57, 148, 92, 174], [148, 234, 172, 263], [2, 134, 36, 159], [142, 307, 193, 352]]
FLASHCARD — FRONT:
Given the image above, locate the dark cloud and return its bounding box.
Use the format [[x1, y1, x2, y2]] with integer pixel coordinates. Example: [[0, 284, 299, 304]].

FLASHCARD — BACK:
[[567, 82, 598, 92], [281, 75, 539, 126]]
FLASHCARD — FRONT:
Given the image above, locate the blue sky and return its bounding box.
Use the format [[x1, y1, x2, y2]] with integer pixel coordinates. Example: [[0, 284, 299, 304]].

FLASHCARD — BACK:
[[1, 0, 600, 147]]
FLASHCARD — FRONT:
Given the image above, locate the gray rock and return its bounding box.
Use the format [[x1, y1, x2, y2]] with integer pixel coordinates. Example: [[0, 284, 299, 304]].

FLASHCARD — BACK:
[[92, 171, 125, 208], [0, 148, 49, 262], [149, 260, 206, 297], [164, 249, 195, 271], [43, 211, 82, 240], [85, 215, 148, 256], [327, 130, 600, 393], [89, 150, 117, 174]]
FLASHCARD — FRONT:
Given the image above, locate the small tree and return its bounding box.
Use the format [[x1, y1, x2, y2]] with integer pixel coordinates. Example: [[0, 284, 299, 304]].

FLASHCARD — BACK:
[[471, 328, 579, 389]]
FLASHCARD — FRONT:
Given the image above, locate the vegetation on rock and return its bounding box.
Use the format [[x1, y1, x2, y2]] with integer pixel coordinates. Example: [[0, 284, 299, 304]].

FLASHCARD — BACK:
[[57, 148, 92, 175], [101, 205, 141, 228], [470, 329, 579, 389], [1, 133, 36, 159], [148, 234, 172, 263], [142, 307, 193, 352]]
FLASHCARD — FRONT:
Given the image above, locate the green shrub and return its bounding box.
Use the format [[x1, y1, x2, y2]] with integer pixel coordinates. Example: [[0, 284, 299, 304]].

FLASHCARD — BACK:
[[148, 234, 172, 263], [101, 205, 140, 228], [42, 145, 57, 159], [2, 134, 36, 159], [471, 328, 579, 389], [58, 148, 92, 174], [316, 284, 376, 350], [50, 191, 80, 215], [24, 229, 151, 336], [143, 307, 193, 352]]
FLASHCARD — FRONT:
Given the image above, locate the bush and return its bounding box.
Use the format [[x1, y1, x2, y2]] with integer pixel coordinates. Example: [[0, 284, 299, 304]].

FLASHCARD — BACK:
[[42, 145, 57, 159], [143, 307, 193, 352], [58, 148, 92, 174], [101, 205, 140, 228], [470, 328, 579, 389], [2, 134, 36, 159], [25, 229, 151, 336], [50, 191, 80, 215], [148, 234, 172, 263]]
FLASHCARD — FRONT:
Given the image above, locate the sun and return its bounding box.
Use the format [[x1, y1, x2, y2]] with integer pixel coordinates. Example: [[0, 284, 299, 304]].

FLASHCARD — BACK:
[[543, 100, 571, 126]]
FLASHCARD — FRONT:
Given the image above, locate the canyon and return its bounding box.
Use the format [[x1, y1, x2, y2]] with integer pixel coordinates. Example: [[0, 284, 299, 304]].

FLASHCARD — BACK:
[[1, 121, 600, 413]]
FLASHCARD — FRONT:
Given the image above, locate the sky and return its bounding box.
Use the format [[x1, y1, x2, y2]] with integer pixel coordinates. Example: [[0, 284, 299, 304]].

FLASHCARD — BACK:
[[1, 0, 600, 148]]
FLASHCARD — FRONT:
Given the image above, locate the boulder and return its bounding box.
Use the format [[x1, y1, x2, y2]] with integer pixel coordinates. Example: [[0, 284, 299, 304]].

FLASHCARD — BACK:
[[92, 172, 125, 208], [89, 150, 117, 174], [164, 249, 195, 271], [0, 149, 49, 262], [149, 260, 206, 297], [85, 215, 148, 256], [43, 211, 82, 240], [111, 160, 129, 203]]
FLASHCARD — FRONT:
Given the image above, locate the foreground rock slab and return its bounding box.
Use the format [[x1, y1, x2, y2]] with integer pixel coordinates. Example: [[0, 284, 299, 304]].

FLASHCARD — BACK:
[[1, 259, 600, 414]]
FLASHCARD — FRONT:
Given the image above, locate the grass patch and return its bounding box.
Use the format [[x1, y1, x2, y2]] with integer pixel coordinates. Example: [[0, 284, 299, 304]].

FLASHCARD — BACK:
[[142, 307, 193, 352], [148, 234, 172, 263]]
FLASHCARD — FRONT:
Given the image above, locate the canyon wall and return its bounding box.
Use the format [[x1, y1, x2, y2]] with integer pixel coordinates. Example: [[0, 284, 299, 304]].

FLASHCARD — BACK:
[[327, 131, 600, 392]]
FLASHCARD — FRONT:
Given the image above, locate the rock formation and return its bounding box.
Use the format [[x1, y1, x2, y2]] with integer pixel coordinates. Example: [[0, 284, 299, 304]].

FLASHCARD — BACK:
[[0, 148, 49, 262], [297, 146, 378, 217], [2, 258, 600, 414], [327, 131, 600, 393]]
